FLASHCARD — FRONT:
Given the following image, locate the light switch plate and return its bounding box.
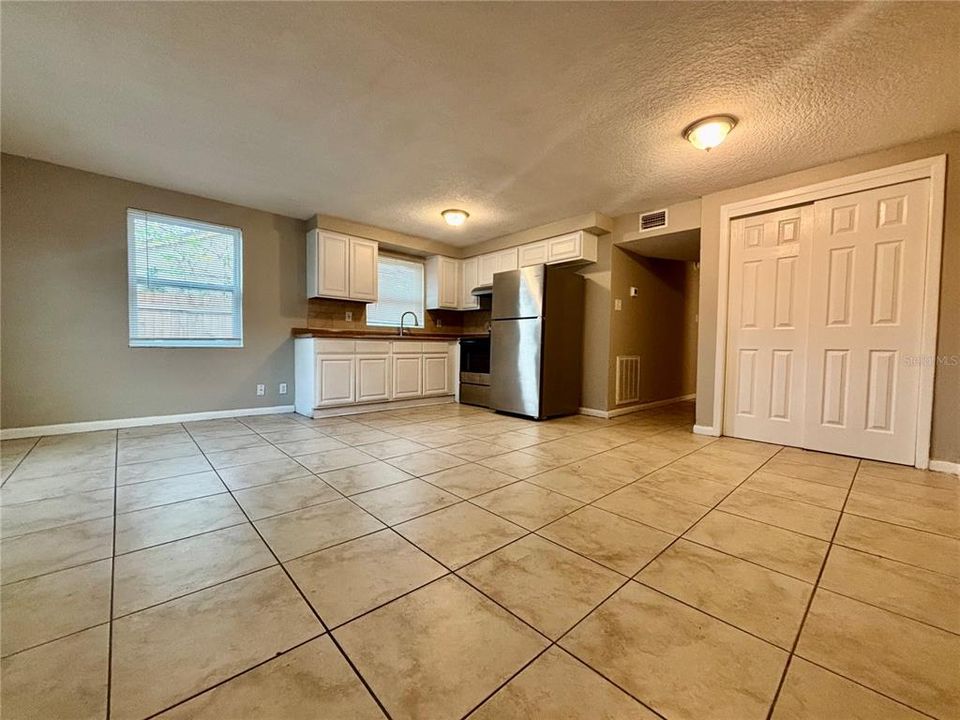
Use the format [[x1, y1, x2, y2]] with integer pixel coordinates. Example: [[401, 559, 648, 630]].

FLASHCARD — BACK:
[[345, 311, 353, 322], [614, 298, 622, 311]]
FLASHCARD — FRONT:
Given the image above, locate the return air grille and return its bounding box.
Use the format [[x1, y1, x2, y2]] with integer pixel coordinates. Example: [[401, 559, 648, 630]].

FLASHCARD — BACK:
[[640, 209, 668, 231], [616, 355, 641, 405]]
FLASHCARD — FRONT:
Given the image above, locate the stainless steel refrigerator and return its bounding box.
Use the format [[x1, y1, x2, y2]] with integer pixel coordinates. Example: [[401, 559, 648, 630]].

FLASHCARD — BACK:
[[490, 264, 585, 419]]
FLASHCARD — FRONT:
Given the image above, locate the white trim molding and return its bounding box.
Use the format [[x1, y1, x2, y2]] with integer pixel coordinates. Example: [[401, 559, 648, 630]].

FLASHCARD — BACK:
[[580, 394, 695, 419], [692, 424, 720, 437], [929, 460, 960, 477], [0, 405, 296, 440], [712, 155, 947, 469]]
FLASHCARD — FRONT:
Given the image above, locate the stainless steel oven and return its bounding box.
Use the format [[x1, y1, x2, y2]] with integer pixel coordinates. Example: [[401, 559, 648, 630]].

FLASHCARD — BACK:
[[459, 337, 490, 407]]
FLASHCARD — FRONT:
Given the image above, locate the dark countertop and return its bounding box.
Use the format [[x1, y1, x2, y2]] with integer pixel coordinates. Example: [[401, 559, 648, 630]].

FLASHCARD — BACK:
[[292, 327, 489, 340]]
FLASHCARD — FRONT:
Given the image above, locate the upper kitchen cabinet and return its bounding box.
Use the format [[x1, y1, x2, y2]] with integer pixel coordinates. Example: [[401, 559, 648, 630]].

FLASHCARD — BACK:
[[306, 229, 379, 301], [460, 257, 479, 309], [478, 247, 519, 286], [425, 255, 461, 309], [519, 231, 598, 267]]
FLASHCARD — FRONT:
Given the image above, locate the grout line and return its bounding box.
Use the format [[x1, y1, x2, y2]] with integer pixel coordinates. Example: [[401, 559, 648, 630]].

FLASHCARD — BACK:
[[0, 436, 42, 488], [106, 428, 119, 720]]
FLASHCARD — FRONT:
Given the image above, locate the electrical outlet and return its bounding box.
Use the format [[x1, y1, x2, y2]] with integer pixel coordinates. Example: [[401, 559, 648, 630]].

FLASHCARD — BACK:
[[256, 384, 265, 396], [279, 382, 288, 395], [614, 298, 622, 311], [436, 318, 442, 328], [345, 311, 353, 322]]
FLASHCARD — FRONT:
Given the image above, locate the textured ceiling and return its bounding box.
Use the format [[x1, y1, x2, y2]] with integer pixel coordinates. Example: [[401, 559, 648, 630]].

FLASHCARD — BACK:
[[2, 2, 959, 246]]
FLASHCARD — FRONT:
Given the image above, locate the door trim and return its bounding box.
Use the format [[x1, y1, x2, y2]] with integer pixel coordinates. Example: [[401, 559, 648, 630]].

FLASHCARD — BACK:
[[711, 155, 946, 468]]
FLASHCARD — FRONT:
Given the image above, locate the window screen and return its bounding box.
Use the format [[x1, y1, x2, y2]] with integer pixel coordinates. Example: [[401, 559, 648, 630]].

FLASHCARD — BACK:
[[365, 255, 424, 328], [127, 209, 243, 347]]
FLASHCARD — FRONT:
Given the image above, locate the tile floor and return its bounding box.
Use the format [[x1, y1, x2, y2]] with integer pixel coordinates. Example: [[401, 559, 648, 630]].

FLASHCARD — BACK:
[[1, 401, 958, 719]]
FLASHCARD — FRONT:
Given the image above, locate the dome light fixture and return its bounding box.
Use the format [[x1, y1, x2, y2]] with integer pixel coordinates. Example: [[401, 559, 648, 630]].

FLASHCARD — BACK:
[[683, 115, 737, 151], [441, 208, 469, 226]]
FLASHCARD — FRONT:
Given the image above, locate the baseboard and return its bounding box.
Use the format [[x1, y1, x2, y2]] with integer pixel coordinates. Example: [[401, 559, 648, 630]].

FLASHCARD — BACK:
[[579, 394, 696, 420], [0, 405, 297, 440], [307, 396, 455, 418], [929, 459, 960, 476], [692, 424, 721, 437]]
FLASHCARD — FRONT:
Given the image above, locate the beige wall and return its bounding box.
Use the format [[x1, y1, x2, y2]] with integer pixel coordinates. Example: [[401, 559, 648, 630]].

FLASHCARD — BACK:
[[578, 234, 613, 411], [1, 154, 307, 429], [696, 132, 960, 464]]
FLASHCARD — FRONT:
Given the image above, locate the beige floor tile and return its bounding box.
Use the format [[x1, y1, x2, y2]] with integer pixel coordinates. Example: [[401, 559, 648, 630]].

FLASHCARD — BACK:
[[334, 575, 547, 720], [478, 451, 563, 479], [156, 636, 385, 719], [287, 529, 446, 627], [355, 438, 429, 459], [12, 448, 114, 481], [1, 559, 112, 656], [774, 447, 860, 471], [257, 426, 325, 442], [412, 430, 478, 448], [760, 457, 856, 488], [820, 545, 960, 633], [0, 467, 115, 505], [216, 457, 312, 490], [845, 490, 959, 538], [566, 452, 653, 484], [351, 479, 460, 524], [538, 505, 673, 576], [422, 463, 517, 499], [319, 461, 412, 495], [858, 460, 958, 490], [594, 482, 708, 535], [772, 657, 927, 720], [117, 441, 200, 466], [255, 497, 384, 560], [742, 470, 848, 509], [395, 502, 526, 569], [0, 488, 115, 539], [560, 582, 787, 720], [644, 429, 716, 454], [110, 567, 321, 720], [797, 589, 960, 718], [113, 524, 275, 616], [485, 432, 541, 450], [205, 444, 288, 469], [709, 437, 782, 459], [193, 433, 271, 453], [388, 449, 467, 476], [637, 466, 731, 506], [298, 447, 377, 474], [116, 454, 212, 485], [720, 488, 839, 540], [666, 447, 764, 485], [527, 465, 624, 502], [638, 540, 812, 649], [115, 494, 246, 554], [835, 514, 960, 578], [1, 516, 114, 584], [853, 472, 959, 508], [273, 436, 348, 457], [336, 428, 398, 446], [472, 481, 582, 530], [604, 441, 683, 469], [522, 440, 597, 465], [684, 510, 828, 582], [460, 535, 623, 639], [233, 475, 340, 519], [0, 623, 109, 720], [471, 646, 657, 720], [115, 471, 225, 513], [445, 439, 510, 462]]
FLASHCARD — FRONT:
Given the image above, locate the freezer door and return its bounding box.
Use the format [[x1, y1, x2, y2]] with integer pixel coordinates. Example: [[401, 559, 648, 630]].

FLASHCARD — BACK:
[[490, 318, 542, 417], [492, 265, 545, 320]]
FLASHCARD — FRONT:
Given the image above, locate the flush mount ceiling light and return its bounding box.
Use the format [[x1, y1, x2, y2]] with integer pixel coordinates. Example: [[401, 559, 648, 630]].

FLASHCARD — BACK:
[[441, 208, 469, 226], [682, 115, 737, 151]]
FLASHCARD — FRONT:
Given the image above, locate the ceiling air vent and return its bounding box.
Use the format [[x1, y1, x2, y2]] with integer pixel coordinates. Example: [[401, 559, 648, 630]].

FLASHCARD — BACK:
[[640, 209, 668, 232]]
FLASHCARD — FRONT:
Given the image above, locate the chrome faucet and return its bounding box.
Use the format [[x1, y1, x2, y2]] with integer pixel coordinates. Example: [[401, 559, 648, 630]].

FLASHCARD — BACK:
[[399, 311, 419, 336]]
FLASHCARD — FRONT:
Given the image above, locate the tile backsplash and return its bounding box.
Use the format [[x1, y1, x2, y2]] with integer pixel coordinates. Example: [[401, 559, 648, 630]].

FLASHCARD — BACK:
[[306, 298, 489, 333]]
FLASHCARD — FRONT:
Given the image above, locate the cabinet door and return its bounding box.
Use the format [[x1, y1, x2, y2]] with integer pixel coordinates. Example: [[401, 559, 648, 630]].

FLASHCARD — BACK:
[[547, 232, 582, 263], [310, 231, 350, 298], [392, 355, 423, 398], [422, 354, 450, 396], [316, 355, 355, 406], [478, 253, 497, 286], [439, 257, 460, 308], [349, 238, 379, 301], [519, 242, 548, 267], [356, 355, 390, 402], [497, 247, 519, 273], [460, 257, 479, 309]]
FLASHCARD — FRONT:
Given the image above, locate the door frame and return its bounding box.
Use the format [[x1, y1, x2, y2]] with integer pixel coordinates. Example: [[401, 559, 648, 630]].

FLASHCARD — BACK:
[[708, 155, 946, 468]]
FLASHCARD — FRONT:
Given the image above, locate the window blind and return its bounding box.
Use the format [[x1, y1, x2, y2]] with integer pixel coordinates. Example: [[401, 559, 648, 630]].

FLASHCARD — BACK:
[[366, 255, 424, 328], [127, 209, 243, 347]]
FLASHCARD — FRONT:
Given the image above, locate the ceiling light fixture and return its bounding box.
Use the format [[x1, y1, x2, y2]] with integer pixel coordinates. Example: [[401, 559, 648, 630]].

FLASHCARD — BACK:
[[441, 209, 469, 226], [682, 115, 737, 151]]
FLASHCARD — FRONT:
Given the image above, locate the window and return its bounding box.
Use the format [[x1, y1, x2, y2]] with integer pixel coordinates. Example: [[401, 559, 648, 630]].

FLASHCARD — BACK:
[[365, 255, 424, 328], [127, 209, 243, 347]]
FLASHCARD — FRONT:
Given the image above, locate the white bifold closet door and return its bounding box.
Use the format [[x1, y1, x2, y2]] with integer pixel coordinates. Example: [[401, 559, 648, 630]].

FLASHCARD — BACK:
[[725, 178, 931, 465]]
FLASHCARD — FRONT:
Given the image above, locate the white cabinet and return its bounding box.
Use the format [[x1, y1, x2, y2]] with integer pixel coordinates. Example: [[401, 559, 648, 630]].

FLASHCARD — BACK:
[[548, 231, 597, 264], [306, 230, 379, 302], [426, 256, 461, 309], [460, 257, 479, 309], [519, 241, 548, 267], [315, 355, 355, 406], [356, 355, 390, 403], [423, 354, 450, 396], [478, 247, 520, 286], [392, 355, 423, 398]]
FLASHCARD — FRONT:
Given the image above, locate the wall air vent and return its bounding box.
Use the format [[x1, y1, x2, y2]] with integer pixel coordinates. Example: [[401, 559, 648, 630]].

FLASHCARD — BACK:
[[640, 209, 668, 231], [616, 355, 641, 405]]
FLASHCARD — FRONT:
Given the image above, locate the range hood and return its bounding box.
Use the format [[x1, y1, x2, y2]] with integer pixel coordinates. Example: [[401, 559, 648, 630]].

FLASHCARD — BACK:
[[471, 284, 493, 297]]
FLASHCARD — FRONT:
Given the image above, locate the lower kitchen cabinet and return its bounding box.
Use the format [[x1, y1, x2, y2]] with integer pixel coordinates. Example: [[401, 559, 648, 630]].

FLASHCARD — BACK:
[[356, 355, 390, 402], [392, 354, 423, 398], [316, 355, 355, 406], [423, 354, 450, 395]]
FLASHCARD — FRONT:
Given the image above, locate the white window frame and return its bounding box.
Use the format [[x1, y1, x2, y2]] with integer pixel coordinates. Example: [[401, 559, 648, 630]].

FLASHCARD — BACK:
[[127, 209, 244, 348], [365, 253, 425, 328]]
